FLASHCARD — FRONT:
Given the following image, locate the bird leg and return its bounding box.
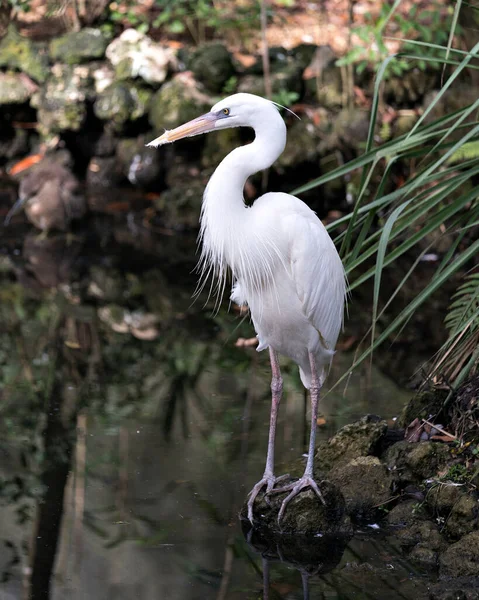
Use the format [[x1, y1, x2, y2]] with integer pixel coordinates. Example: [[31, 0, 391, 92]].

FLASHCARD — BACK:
[[247, 347, 289, 524], [272, 352, 325, 523]]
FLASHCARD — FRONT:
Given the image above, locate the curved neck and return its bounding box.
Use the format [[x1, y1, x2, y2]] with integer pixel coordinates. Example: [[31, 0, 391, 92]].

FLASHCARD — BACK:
[[199, 111, 287, 272]]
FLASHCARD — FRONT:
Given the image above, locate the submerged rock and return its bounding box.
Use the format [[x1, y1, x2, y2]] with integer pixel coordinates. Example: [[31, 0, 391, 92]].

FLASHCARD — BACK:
[[240, 479, 351, 536], [106, 28, 176, 85], [49, 28, 108, 64], [439, 531, 479, 577], [429, 577, 479, 600], [315, 415, 388, 472], [190, 43, 234, 93], [0, 26, 49, 83]]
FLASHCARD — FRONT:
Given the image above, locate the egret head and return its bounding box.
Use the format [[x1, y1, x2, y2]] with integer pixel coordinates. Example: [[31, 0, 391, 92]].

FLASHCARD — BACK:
[[146, 93, 279, 147]]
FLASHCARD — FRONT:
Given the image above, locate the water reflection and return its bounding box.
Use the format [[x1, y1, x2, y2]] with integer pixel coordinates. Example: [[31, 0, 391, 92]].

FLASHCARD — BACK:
[[0, 216, 417, 599]]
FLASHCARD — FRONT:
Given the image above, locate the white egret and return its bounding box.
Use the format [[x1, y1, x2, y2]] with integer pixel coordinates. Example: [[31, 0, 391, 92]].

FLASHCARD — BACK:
[[147, 93, 346, 524]]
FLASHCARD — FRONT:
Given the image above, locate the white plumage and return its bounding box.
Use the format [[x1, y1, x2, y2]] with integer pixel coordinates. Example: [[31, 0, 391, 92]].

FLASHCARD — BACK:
[[147, 93, 347, 524]]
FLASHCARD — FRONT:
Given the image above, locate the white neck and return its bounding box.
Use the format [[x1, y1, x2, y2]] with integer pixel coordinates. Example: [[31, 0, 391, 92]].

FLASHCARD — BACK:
[[198, 110, 287, 288]]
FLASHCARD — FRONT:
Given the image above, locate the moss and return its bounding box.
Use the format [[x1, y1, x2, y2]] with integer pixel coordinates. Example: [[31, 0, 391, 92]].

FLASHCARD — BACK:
[[94, 83, 134, 126], [149, 75, 210, 133], [385, 440, 450, 483], [399, 388, 448, 428], [49, 28, 108, 64], [0, 26, 49, 83], [190, 43, 234, 93]]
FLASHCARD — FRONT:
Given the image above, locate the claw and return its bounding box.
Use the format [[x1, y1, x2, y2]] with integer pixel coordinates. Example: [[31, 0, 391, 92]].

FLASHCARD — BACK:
[[272, 476, 325, 523], [247, 474, 289, 524]]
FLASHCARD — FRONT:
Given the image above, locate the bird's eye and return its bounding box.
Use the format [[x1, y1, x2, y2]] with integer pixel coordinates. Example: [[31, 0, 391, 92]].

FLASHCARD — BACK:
[[222, 108, 230, 115]]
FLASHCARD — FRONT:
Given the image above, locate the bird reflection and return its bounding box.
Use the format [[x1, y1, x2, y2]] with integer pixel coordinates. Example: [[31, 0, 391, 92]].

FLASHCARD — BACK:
[[243, 522, 350, 600]]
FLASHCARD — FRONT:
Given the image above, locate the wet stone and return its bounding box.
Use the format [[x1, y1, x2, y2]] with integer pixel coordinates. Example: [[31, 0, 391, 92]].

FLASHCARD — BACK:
[[387, 499, 427, 527], [428, 577, 479, 600], [240, 479, 351, 536]]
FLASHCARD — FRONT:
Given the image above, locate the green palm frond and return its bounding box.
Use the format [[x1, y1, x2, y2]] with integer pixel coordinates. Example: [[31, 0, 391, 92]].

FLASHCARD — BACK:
[[445, 273, 479, 335]]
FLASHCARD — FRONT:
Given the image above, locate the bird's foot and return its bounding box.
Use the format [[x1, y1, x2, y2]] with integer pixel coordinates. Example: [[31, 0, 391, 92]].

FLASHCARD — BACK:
[[247, 473, 290, 524], [272, 475, 326, 523]]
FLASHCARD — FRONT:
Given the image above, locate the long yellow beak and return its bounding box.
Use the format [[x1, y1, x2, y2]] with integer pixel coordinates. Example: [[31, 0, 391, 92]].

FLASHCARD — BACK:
[[146, 112, 219, 147]]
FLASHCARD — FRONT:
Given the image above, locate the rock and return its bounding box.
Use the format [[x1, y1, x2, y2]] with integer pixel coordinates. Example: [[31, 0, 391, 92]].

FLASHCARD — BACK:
[[12, 156, 86, 231], [315, 415, 388, 472], [328, 456, 392, 520], [155, 180, 204, 230], [32, 63, 92, 134], [385, 441, 450, 484], [149, 73, 210, 133], [116, 137, 163, 187], [0, 126, 29, 160], [0, 26, 49, 83], [304, 45, 343, 109], [88, 269, 124, 302], [201, 128, 242, 169], [240, 479, 351, 536], [90, 62, 116, 94], [0, 73, 36, 104], [439, 531, 479, 577], [93, 82, 152, 127], [190, 43, 234, 93], [49, 28, 108, 64], [384, 68, 439, 105], [387, 499, 427, 527], [399, 388, 448, 428], [409, 544, 439, 569], [276, 118, 319, 170], [86, 157, 122, 189], [393, 110, 419, 137], [429, 577, 479, 600], [443, 491, 479, 540], [396, 519, 445, 552], [105, 28, 176, 85], [238, 65, 303, 98]]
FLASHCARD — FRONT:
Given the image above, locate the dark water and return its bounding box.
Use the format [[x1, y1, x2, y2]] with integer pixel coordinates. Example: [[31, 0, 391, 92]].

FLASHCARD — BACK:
[[0, 208, 429, 600]]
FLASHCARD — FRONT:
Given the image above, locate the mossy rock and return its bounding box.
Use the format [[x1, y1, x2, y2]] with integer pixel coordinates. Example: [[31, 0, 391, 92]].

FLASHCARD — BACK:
[[0, 25, 48, 83], [0, 72, 34, 104], [428, 577, 479, 600], [116, 136, 163, 187], [399, 388, 448, 428], [385, 440, 450, 484], [387, 499, 427, 527], [94, 83, 134, 126], [149, 74, 210, 133], [439, 531, 479, 577], [276, 118, 319, 169], [201, 128, 242, 169], [155, 181, 204, 230], [304, 45, 343, 109], [32, 64, 92, 134], [238, 66, 303, 98], [426, 486, 479, 540], [315, 415, 388, 472], [240, 479, 351, 536], [49, 28, 108, 64], [190, 43, 235, 93], [328, 456, 392, 521]]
